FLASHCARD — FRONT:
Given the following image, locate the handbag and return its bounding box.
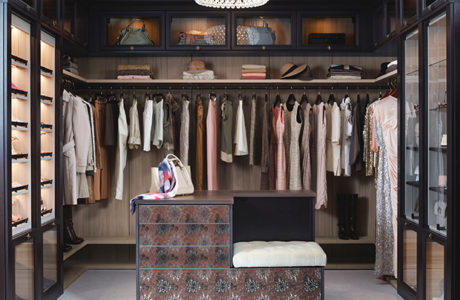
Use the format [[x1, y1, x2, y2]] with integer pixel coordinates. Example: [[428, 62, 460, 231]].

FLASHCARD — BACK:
[[150, 154, 194, 195], [117, 20, 154, 46], [205, 25, 226, 45], [245, 17, 276, 45]]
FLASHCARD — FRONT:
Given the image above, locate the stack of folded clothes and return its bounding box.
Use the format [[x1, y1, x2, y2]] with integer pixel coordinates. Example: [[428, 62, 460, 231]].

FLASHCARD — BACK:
[[117, 65, 153, 80], [63, 55, 79, 75], [183, 60, 215, 80], [327, 64, 363, 79], [241, 64, 267, 79]]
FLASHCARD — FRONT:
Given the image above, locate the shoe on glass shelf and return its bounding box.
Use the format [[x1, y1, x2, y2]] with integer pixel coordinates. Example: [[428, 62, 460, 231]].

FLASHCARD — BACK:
[[12, 117, 28, 128]]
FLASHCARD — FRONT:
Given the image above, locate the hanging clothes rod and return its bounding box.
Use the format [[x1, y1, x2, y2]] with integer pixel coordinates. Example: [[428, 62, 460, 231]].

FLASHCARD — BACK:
[[75, 85, 390, 91]]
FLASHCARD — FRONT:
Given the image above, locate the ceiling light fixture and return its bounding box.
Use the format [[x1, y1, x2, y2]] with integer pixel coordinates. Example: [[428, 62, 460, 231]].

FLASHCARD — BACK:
[[195, 0, 269, 9]]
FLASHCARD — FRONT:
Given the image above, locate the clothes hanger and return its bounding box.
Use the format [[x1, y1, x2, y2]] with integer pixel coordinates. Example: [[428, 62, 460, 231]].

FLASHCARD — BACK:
[[328, 92, 335, 104], [274, 93, 282, 108], [315, 91, 322, 105], [286, 93, 296, 111]]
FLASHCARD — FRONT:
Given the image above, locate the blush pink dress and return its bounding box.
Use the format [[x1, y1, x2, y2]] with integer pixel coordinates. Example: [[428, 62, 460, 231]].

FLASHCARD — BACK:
[[273, 104, 286, 190], [206, 99, 218, 190]]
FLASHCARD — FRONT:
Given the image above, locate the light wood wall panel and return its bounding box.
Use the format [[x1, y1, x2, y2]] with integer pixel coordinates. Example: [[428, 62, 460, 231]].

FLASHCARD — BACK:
[[73, 55, 394, 243]]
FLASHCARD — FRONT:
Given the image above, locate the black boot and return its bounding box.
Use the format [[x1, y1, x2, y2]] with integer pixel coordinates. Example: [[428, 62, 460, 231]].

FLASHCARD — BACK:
[[338, 194, 349, 240], [64, 206, 84, 244], [348, 194, 359, 240], [63, 244, 72, 252]]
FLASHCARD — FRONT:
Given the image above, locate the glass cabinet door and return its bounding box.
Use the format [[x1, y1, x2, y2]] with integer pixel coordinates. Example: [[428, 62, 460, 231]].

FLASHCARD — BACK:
[[402, 0, 417, 25], [11, 14, 32, 237], [426, 239, 445, 300], [43, 227, 58, 291], [404, 30, 420, 223], [427, 13, 447, 236], [106, 17, 161, 47], [301, 16, 355, 47], [402, 229, 418, 291], [235, 14, 292, 47], [168, 15, 227, 48], [40, 31, 56, 225], [15, 239, 35, 299]]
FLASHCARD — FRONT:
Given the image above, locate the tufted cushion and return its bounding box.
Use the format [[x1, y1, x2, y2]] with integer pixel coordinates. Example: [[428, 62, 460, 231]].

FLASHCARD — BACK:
[[233, 241, 327, 268]]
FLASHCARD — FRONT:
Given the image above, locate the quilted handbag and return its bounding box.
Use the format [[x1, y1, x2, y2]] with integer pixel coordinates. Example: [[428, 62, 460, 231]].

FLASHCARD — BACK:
[[117, 21, 154, 46], [205, 25, 226, 45], [150, 154, 194, 195], [236, 25, 248, 45], [245, 17, 276, 45]]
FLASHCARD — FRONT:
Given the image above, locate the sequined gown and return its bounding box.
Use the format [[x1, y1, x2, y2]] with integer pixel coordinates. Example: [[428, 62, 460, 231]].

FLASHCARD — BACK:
[[374, 120, 394, 277]]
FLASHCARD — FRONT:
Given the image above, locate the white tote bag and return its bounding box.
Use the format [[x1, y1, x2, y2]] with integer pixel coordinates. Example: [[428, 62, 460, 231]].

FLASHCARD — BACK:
[[150, 154, 194, 195]]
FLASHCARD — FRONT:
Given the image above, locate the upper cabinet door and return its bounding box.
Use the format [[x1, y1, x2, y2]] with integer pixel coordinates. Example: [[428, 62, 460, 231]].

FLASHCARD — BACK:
[[299, 14, 356, 50], [101, 14, 164, 52], [402, 0, 418, 26], [426, 13, 447, 237], [232, 12, 295, 50], [41, 0, 59, 27], [403, 29, 420, 224], [167, 12, 229, 50]]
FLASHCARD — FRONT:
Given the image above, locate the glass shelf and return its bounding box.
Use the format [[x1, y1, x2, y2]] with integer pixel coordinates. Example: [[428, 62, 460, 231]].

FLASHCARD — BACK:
[[11, 15, 32, 238], [404, 29, 420, 223], [40, 31, 56, 225], [301, 16, 355, 47], [170, 16, 226, 47], [427, 14, 447, 237], [106, 17, 161, 47]]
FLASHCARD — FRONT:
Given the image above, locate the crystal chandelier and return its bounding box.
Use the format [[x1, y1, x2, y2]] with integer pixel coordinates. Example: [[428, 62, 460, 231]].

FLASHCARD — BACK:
[[195, 0, 269, 9]]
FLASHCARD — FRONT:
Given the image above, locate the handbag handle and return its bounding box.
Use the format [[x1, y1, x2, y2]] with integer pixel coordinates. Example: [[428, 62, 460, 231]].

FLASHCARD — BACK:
[[253, 17, 268, 28]]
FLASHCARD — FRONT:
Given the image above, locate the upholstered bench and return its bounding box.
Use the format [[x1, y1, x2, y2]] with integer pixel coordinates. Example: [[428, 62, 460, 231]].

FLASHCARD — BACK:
[[231, 241, 326, 299]]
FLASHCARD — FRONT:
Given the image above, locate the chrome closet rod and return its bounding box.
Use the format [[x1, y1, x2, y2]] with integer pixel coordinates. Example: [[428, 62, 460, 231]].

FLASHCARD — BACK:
[[75, 85, 389, 91]]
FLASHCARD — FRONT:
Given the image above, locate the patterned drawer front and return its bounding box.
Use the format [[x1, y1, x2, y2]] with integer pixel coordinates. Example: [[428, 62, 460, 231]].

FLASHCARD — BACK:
[[139, 223, 230, 246], [139, 205, 230, 224], [139, 246, 231, 268], [229, 268, 322, 300], [139, 269, 231, 300]]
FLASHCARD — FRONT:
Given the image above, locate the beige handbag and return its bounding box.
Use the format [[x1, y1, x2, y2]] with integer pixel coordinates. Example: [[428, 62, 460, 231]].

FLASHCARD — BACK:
[[149, 154, 194, 195]]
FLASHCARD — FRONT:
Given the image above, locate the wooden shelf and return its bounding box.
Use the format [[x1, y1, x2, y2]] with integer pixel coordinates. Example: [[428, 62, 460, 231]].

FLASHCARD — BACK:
[[63, 236, 136, 261], [63, 69, 397, 86]]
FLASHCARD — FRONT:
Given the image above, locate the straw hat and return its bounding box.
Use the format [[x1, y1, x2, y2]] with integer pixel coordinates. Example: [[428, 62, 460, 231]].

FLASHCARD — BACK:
[[280, 63, 308, 79]]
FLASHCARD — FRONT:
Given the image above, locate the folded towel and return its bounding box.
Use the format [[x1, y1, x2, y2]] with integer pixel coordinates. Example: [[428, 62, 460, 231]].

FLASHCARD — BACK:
[[117, 65, 151, 72], [117, 75, 152, 80], [241, 72, 266, 78], [242, 64, 266, 70]]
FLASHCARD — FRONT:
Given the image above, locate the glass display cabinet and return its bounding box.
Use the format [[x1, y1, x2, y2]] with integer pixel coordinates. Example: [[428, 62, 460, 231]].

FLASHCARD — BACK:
[[234, 13, 293, 48], [40, 31, 56, 225], [402, 0, 417, 26], [42, 0, 58, 27], [300, 16, 355, 48], [168, 13, 228, 49], [399, 11, 450, 300], [106, 17, 161, 47], [10, 14, 32, 237], [5, 13, 62, 300]]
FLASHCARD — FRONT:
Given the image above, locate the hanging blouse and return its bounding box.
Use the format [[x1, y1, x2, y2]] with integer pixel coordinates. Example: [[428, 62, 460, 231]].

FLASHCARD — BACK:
[[163, 93, 179, 153], [340, 96, 353, 176], [152, 96, 164, 149], [114, 98, 128, 200], [220, 96, 233, 163], [331, 102, 342, 176], [234, 98, 248, 156], [143, 98, 154, 152], [180, 96, 190, 165], [128, 99, 141, 150]]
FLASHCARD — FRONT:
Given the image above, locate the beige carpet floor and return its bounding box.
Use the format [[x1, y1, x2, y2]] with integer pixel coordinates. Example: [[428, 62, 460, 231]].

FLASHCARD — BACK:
[[59, 269, 403, 300]]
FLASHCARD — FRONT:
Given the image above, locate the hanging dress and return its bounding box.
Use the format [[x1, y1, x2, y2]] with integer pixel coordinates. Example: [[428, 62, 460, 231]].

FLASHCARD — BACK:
[[340, 96, 353, 176], [143, 98, 154, 152], [180, 97, 190, 165], [289, 101, 302, 190], [374, 119, 394, 277], [128, 99, 141, 150], [315, 102, 327, 209], [249, 95, 257, 165], [195, 97, 204, 190], [260, 94, 270, 173], [152, 97, 164, 149], [301, 102, 312, 190], [206, 98, 218, 190], [114, 98, 128, 200], [273, 104, 286, 190]]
